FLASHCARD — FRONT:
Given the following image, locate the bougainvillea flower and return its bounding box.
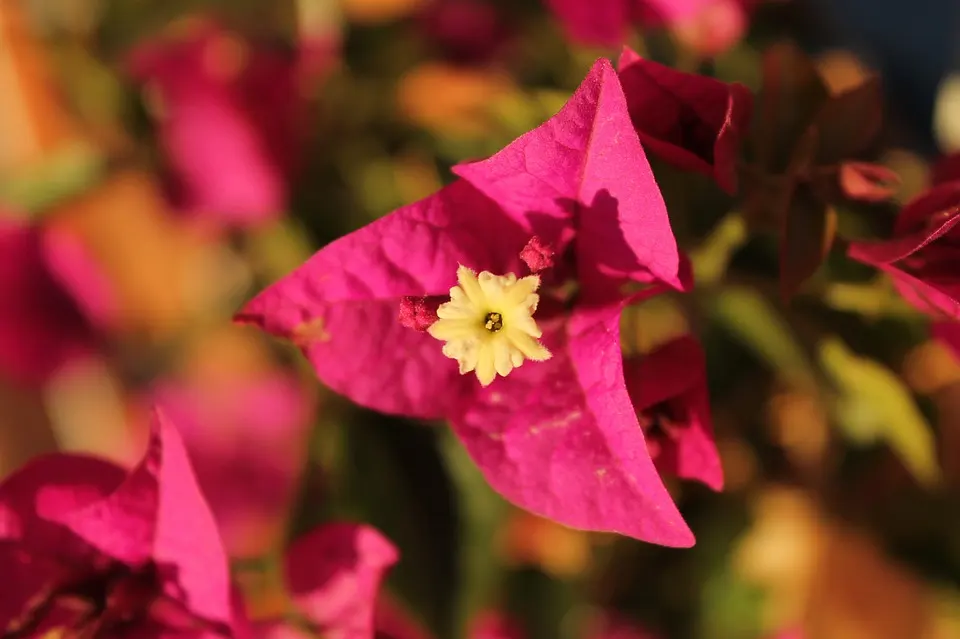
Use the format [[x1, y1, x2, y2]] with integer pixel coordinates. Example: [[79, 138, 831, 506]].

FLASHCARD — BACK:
[[623, 335, 722, 490], [251, 524, 399, 639], [0, 218, 116, 388], [617, 47, 753, 194], [0, 407, 235, 637], [128, 19, 333, 228], [153, 372, 313, 558], [238, 59, 696, 545], [546, 0, 754, 55], [848, 163, 960, 320]]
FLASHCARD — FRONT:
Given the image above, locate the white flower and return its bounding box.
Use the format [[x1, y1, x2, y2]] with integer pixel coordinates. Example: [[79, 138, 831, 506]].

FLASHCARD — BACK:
[[427, 265, 552, 386]]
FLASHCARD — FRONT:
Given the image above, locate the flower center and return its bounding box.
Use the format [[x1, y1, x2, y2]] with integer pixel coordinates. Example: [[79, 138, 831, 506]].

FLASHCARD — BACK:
[[484, 312, 503, 332], [427, 265, 552, 386]]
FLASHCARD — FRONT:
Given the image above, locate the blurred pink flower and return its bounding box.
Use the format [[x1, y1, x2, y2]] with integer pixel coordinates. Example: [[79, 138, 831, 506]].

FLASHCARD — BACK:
[[848, 156, 960, 320], [624, 335, 723, 490], [469, 612, 525, 639], [251, 524, 399, 639], [152, 372, 314, 558], [0, 218, 116, 387], [238, 60, 697, 546], [617, 47, 753, 194], [0, 408, 236, 637], [128, 20, 336, 228], [546, 0, 755, 55]]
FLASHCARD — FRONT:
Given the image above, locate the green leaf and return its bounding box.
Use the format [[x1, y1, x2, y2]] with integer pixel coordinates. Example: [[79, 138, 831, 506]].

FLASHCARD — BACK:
[[440, 429, 510, 638], [246, 217, 318, 281], [710, 286, 819, 389], [0, 142, 105, 214], [819, 337, 941, 487], [690, 212, 748, 286]]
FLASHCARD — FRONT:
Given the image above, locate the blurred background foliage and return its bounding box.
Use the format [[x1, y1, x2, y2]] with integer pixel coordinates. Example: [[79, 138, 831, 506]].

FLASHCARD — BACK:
[[3, 0, 960, 638]]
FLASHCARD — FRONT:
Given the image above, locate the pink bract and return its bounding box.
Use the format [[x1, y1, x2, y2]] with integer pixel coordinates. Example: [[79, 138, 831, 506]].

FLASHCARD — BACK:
[[0, 407, 234, 637], [623, 335, 723, 490], [0, 218, 116, 388], [152, 372, 314, 558], [238, 59, 696, 546], [848, 171, 960, 320], [251, 523, 399, 639]]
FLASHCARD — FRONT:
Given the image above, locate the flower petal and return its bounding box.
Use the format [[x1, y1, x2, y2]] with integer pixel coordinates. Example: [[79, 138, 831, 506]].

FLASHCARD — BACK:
[[127, 21, 291, 226], [623, 336, 723, 490], [152, 373, 313, 558], [0, 454, 123, 629], [451, 302, 694, 546], [848, 183, 960, 319], [0, 220, 99, 387], [453, 58, 684, 296], [284, 523, 398, 639], [43, 407, 233, 629]]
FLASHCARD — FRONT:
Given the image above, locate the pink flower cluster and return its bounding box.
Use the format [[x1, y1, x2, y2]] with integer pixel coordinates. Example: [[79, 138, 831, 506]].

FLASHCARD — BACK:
[[0, 409, 396, 638]]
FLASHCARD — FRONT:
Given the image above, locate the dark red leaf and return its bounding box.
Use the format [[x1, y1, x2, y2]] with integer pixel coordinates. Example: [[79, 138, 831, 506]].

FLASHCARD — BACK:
[[617, 47, 754, 193], [814, 77, 883, 164], [753, 42, 829, 173]]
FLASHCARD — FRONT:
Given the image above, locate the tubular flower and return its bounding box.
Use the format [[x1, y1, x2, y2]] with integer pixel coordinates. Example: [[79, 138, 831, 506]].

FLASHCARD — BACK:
[[428, 266, 551, 386]]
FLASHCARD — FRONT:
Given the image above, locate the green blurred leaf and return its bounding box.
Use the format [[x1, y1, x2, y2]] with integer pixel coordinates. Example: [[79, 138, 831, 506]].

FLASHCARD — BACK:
[[710, 286, 819, 388], [440, 429, 510, 638], [697, 563, 765, 639], [819, 337, 941, 487], [0, 142, 105, 214], [246, 217, 318, 281], [690, 212, 748, 286]]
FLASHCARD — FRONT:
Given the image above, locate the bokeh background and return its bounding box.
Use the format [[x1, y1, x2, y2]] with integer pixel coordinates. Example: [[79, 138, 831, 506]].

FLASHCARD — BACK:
[[3, 1, 960, 638]]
